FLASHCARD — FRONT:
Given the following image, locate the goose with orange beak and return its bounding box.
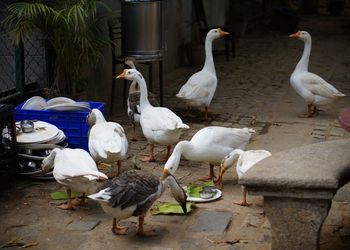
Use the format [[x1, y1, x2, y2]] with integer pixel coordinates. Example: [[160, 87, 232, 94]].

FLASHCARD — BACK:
[[289, 30, 345, 118], [176, 28, 229, 120], [41, 148, 108, 210], [125, 57, 159, 141], [163, 126, 255, 184], [117, 69, 189, 162], [219, 149, 271, 206], [87, 108, 128, 176]]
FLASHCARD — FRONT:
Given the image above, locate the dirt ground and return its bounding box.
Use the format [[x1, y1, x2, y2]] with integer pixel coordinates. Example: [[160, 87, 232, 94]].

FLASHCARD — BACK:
[[1, 7, 350, 250]]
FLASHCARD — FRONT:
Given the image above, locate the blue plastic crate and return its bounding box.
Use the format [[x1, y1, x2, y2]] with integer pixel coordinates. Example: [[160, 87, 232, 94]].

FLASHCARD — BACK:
[[15, 101, 105, 150]]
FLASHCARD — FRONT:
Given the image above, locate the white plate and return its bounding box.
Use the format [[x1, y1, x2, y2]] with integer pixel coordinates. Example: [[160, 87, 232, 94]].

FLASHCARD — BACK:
[[185, 188, 222, 203], [46, 97, 76, 106], [44, 103, 90, 112], [18, 153, 45, 161], [30, 175, 55, 180], [16, 121, 59, 144], [21, 96, 47, 110], [20, 170, 53, 176], [46, 129, 66, 144]]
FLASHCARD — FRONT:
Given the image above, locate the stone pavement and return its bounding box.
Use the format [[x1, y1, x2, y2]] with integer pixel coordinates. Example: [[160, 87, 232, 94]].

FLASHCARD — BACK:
[[1, 12, 350, 250]]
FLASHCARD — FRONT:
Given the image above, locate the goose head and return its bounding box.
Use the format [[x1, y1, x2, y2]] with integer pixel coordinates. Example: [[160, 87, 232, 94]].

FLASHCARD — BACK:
[[207, 28, 229, 41], [161, 169, 187, 214], [221, 149, 244, 170], [41, 148, 60, 174], [162, 141, 190, 176], [125, 57, 136, 69], [117, 69, 144, 82], [163, 162, 177, 176], [289, 30, 311, 42], [87, 108, 106, 127]]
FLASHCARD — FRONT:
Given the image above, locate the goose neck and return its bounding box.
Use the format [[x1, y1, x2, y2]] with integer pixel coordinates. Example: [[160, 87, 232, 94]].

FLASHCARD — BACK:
[[162, 174, 186, 206], [203, 37, 215, 72], [164, 175, 181, 191], [95, 113, 106, 124], [294, 38, 311, 73], [135, 75, 151, 112], [165, 141, 192, 174], [43, 148, 59, 171], [129, 80, 139, 93]]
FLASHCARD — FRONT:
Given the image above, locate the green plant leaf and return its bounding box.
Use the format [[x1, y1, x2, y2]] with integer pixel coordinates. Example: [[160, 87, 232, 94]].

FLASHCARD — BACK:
[[50, 191, 81, 200], [2, 0, 112, 95], [186, 180, 215, 198], [150, 202, 192, 215]]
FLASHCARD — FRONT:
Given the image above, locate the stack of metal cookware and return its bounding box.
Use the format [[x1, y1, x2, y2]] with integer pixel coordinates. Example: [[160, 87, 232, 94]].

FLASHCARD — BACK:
[[16, 120, 67, 180]]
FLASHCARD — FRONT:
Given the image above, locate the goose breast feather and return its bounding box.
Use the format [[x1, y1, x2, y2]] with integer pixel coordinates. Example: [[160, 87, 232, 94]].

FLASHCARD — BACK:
[[141, 107, 189, 131]]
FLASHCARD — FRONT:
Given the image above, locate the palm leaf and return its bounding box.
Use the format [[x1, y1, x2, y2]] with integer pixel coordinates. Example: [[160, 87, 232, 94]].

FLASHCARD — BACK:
[[2, 0, 113, 94]]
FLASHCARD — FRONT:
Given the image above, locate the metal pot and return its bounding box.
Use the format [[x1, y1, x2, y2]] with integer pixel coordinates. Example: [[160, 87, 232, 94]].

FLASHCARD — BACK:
[[121, 0, 162, 59]]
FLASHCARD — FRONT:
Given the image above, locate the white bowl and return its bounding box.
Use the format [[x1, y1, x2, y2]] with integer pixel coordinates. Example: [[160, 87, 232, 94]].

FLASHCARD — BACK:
[[46, 97, 76, 106], [21, 96, 47, 110]]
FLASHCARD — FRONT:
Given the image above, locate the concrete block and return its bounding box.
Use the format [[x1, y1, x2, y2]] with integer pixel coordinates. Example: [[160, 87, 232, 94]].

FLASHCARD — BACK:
[[329, 127, 345, 137], [191, 210, 232, 234], [67, 220, 100, 231]]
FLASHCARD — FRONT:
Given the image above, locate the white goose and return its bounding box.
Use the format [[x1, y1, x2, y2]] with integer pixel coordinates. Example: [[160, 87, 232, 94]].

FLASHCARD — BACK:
[[162, 126, 255, 183], [117, 69, 189, 162], [125, 58, 159, 141], [219, 149, 271, 206], [290, 30, 345, 117], [41, 148, 108, 210], [176, 28, 229, 120], [87, 109, 128, 175], [88, 169, 187, 236]]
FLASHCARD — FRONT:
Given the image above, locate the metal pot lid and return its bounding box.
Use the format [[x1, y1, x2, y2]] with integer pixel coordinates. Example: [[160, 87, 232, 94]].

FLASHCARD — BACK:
[[16, 121, 59, 144]]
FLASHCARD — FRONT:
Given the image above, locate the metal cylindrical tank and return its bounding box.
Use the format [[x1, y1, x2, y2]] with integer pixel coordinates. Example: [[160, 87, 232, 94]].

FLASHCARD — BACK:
[[121, 0, 162, 59]]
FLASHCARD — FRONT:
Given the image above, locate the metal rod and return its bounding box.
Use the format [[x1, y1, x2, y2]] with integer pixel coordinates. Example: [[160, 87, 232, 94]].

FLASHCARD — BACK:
[[15, 39, 25, 97]]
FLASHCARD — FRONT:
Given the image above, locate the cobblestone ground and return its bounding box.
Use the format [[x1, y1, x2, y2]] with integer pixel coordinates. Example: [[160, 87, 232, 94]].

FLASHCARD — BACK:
[[1, 11, 350, 250]]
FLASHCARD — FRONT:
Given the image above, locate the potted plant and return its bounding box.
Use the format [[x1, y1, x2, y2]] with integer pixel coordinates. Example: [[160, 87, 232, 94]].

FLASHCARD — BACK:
[[3, 0, 112, 97]]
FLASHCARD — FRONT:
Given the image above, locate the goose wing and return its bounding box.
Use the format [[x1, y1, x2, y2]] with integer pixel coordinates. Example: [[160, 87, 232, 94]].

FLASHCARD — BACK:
[[237, 150, 272, 177], [192, 127, 254, 149], [93, 170, 160, 209], [89, 122, 127, 159], [300, 72, 345, 98], [177, 72, 216, 100], [128, 92, 141, 117], [54, 149, 107, 181]]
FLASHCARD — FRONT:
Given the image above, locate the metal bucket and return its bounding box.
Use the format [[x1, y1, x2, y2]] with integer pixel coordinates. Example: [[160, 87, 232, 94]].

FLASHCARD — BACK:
[[121, 0, 162, 59]]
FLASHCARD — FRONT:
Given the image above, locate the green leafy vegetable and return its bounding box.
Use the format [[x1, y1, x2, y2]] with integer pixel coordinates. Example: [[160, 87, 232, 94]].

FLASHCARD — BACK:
[[150, 202, 192, 215], [186, 180, 215, 198], [50, 191, 80, 200]]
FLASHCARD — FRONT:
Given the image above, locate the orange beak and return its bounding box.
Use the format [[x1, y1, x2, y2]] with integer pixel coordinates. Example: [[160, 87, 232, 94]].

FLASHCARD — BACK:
[[116, 70, 127, 79], [218, 28, 229, 37], [161, 168, 170, 181], [289, 31, 300, 38]]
